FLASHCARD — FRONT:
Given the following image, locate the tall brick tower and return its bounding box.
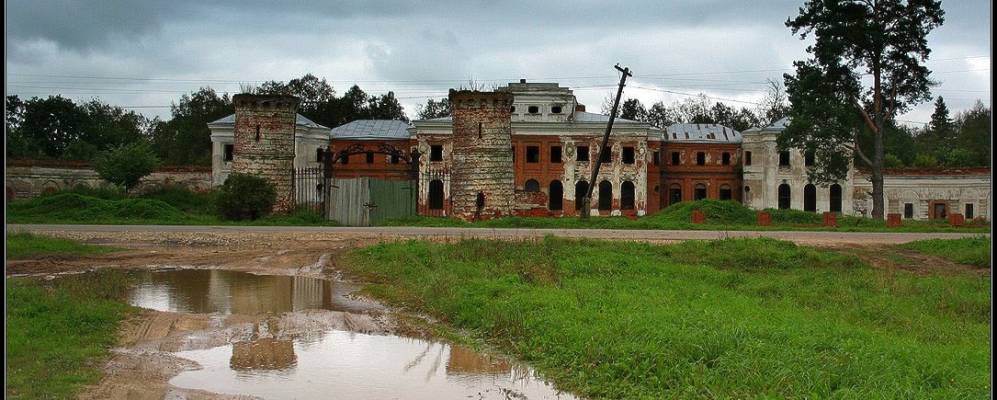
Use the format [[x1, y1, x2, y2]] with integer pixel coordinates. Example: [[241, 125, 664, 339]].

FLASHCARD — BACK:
[[230, 94, 300, 214], [449, 89, 515, 220]]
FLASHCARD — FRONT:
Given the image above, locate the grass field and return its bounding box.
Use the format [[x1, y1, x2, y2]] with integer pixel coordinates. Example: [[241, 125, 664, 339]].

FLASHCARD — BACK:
[[902, 237, 992, 267], [345, 237, 992, 399], [6, 231, 118, 259], [5, 270, 136, 399]]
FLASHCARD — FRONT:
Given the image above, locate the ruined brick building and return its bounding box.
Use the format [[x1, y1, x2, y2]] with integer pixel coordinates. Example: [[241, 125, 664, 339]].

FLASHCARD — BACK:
[[207, 82, 990, 222]]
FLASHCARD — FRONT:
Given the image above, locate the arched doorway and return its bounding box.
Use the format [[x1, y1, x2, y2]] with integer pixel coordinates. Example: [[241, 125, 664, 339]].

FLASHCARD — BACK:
[[621, 181, 635, 210], [598, 181, 613, 211], [829, 184, 842, 213], [429, 180, 444, 210], [804, 184, 817, 212], [549, 180, 563, 211], [694, 183, 707, 200], [668, 184, 682, 206], [574, 181, 589, 214], [719, 184, 732, 200], [778, 183, 791, 209]]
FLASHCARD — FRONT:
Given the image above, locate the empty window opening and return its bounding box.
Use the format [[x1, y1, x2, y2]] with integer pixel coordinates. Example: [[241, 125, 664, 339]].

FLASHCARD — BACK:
[[804, 184, 817, 212], [429, 180, 445, 210], [805, 151, 815, 167], [932, 202, 948, 219], [600, 146, 611, 163], [622, 147, 635, 164], [719, 184, 732, 200], [722, 152, 731, 165], [255, 124, 261, 142], [524, 179, 540, 192], [653, 151, 660, 166], [550, 146, 562, 163], [574, 181, 589, 213], [430, 145, 444, 161], [478, 122, 483, 139], [669, 184, 682, 205], [671, 152, 680, 165], [621, 181, 635, 210], [511, 146, 516, 161], [694, 183, 707, 200], [966, 203, 975, 219], [528, 106, 539, 114], [829, 184, 842, 213], [577, 146, 590, 162], [779, 151, 791, 167], [340, 153, 349, 164], [696, 152, 706, 165], [476, 192, 486, 210], [745, 151, 752, 165], [390, 154, 400, 164], [316, 148, 324, 162], [904, 203, 914, 219], [224, 144, 234, 162], [526, 146, 540, 163], [551, 106, 563, 114], [598, 181, 613, 211], [511, 106, 516, 113], [366, 151, 375, 164], [549, 181, 563, 211], [778, 183, 791, 209]]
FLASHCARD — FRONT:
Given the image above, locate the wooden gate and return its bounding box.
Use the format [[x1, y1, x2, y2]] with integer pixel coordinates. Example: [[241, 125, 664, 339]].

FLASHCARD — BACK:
[[328, 178, 416, 226]]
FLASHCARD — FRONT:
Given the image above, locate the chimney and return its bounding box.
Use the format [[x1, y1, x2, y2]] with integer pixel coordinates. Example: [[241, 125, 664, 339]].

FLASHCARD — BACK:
[[575, 104, 586, 112], [520, 78, 527, 84]]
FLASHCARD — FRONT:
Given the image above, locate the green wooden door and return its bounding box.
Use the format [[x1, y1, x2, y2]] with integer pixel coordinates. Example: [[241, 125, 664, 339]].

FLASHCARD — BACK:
[[367, 179, 417, 225]]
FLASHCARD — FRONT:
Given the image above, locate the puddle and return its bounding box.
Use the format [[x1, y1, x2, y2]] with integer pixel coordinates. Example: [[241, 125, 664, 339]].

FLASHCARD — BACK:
[[128, 269, 375, 314], [171, 329, 577, 400]]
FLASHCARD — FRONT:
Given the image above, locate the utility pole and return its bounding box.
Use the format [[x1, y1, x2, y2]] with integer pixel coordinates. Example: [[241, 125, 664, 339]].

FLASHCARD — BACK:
[[580, 64, 632, 220]]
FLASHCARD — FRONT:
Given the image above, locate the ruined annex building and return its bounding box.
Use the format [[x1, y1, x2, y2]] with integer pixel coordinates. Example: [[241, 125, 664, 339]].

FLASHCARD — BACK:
[[207, 81, 990, 224]]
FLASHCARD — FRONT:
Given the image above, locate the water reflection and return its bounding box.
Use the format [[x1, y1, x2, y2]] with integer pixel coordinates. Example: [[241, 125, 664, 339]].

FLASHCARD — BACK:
[[128, 269, 372, 314], [171, 330, 577, 400]]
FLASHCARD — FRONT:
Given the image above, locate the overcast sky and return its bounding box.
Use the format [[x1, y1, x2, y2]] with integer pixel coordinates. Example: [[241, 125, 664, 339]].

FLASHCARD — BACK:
[[5, 0, 991, 126]]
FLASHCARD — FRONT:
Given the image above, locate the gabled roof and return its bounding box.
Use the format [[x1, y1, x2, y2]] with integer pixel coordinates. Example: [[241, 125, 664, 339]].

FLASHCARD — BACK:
[[330, 119, 412, 140], [664, 123, 742, 143], [208, 113, 328, 129], [744, 117, 790, 134]]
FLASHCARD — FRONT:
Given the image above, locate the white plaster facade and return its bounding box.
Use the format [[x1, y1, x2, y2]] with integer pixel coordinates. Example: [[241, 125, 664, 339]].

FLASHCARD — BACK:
[[852, 170, 991, 220], [208, 114, 331, 186]]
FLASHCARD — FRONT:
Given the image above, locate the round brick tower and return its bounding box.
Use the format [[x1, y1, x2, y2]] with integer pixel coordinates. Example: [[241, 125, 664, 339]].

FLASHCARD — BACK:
[[448, 89, 515, 220], [230, 94, 300, 214]]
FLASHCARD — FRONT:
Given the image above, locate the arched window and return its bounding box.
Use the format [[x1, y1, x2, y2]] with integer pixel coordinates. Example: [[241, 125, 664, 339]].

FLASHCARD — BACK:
[[429, 180, 444, 210], [719, 184, 732, 200], [549, 181, 563, 211], [524, 179, 540, 192], [829, 184, 842, 213], [574, 181, 589, 213], [598, 181, 613, 211], [694, 183, 707, 200], [669, 184, 682, 206], [778, 183, 791, 209], [621, 181, 635, 210], [804, 184, 817, 212]]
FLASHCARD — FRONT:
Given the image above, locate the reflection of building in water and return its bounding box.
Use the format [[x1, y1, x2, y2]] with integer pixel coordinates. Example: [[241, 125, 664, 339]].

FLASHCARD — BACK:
[[446, 345, 511, 376], [230, 338, 297, 370], [292, 276, 333, 311], [135, 270, 335, 314]]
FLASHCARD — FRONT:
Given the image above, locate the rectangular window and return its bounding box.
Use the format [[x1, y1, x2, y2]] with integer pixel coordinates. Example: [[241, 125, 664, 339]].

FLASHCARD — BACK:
[[528, 106, 540, 114], [671, 152, 680, 165], [722, 152, 731, 165], [390, 154, 400, 164], [965, 204, 974, 219], [316, 148, 324, 162], [600, 146, 611, 163], [366, 151, 375, 164], [622, 147, 635, 164], [526, 146, 540, 163], [696, 152, 705, 165], [224, 144, 234, 162], [341, 154, 349, 164], [904, 203, 914, 219], [550, 146, 562, 163], [779, 151, 790, 167], [653, 151, 660, 166], [745, 151, 752, 166], [577, 146, 590, 161], [430, 145, 443, 161]]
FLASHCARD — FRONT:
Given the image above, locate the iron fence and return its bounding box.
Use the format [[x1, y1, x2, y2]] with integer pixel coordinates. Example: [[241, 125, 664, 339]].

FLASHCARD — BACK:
[[292, 167, 328, 214]]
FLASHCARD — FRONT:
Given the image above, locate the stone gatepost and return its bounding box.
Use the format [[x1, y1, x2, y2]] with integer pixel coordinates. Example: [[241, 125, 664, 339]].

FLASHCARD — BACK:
[[448, 90, 515, 221]]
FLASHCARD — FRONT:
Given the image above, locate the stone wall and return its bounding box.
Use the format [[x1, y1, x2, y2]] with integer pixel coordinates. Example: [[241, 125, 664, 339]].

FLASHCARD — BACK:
[[852, 168, 991, 220], [5, 160, 212, 201], [448, 90, 515, 220], [230, 94, 300, 214]]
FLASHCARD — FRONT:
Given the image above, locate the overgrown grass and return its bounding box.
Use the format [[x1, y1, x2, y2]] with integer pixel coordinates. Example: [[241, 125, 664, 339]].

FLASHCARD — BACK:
[[381, 199, 990, 233], [6, 270, 137, 399], [901, 236, 992, 267], [6, 231, 118, 259], [345, 237, 992, 399]]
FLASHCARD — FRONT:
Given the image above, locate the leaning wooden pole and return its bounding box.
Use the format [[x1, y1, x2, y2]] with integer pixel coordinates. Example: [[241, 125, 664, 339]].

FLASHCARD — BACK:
[[580, 64, 632, 220]]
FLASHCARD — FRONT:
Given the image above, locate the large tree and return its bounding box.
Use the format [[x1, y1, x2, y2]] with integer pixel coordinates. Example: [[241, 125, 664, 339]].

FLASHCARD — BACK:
[[149, 88, 233, 165], [781, 0, 944, 219], [416, 98, 451, 119]]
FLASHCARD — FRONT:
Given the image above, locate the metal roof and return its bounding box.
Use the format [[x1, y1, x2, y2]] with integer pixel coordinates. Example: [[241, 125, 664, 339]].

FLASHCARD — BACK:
[[208, 113, 328, 129], [664, 123, 742, 143], [571, 111, 643, 124], [330, 119, 412, 140]]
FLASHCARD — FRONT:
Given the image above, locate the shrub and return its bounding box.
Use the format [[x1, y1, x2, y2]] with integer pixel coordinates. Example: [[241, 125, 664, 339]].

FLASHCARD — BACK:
[[140, 184, 217, 214], [216, 174, 276, 220], [93, 142, 160, 192]]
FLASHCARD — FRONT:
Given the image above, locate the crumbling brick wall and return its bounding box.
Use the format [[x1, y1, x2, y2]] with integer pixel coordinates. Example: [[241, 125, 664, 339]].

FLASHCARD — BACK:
[[230, 94, 300, 214], [449, 90, 515, 220]]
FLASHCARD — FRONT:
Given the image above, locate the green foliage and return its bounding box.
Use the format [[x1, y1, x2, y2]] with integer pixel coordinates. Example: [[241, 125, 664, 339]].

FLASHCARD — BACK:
[[345, 237, 991, 399], [902, 237, 991, 268], [416, 98, 451, 119], [5, 232, 117, 259], [148, 88, 233, 165], [6, 270, 135, 398], [140, 184, 217, 214], [912, 152, 940, 168], [216, 174, 277, 220], [7, 193, 194, 223], [93, 142, 161, 192]]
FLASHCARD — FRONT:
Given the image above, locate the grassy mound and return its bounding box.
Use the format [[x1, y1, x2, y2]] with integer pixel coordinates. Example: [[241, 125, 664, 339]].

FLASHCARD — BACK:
[[8, 193, 195, 223], [646, 199, 758, 225], [902, 237, 991, 267]]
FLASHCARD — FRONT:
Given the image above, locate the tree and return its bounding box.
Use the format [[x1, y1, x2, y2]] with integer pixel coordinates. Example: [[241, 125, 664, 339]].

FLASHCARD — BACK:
[[757, 79, 791, 125], [416, 98, 451, 119], [781, 0, 944, 220], [923, 96, 955, 156], [644, 101, 677, 128], [216, 173, 277, 220], [14, 95, 87, 158], [149, 88, 232, 165], [619, 98, 648, 121], [952, 100, 991, 166], [93, 141, 160, 192]]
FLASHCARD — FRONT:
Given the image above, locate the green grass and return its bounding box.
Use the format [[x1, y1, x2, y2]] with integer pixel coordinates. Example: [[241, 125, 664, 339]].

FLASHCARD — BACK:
[[344, 237, 992, 399], [901, 237, 992, 267], [380, 199, 990, 233], [6, 270, 137, 399], [6, 232, 117, 259]]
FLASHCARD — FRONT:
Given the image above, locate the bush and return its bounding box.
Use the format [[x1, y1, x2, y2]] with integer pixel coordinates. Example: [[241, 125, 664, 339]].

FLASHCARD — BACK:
[[93, 142, 160, 192], [216, 174, 277, 220], [140, 184, 217, 214]]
